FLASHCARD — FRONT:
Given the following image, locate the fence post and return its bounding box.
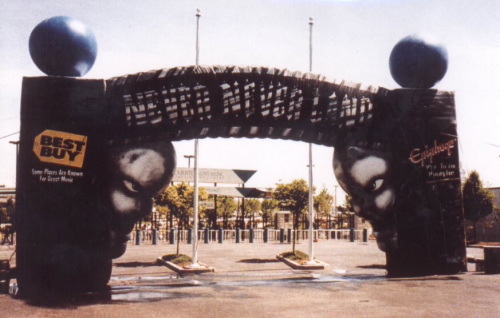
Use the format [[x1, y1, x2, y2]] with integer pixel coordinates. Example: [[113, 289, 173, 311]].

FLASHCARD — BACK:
[[204, 228, 209, 244], [218, 228, 224, 243], [287, 228, 292, 243], [152, 228, 158, 245], [249, 228, 254, 243], [236, 228, 241, 243], [363, 228, 368, 242], [264, 228, 269, 243], [168, 228, 175, 244], [350, 228, 355, 242], [135, 229, 141, 245], [280, 228, 285, 243]]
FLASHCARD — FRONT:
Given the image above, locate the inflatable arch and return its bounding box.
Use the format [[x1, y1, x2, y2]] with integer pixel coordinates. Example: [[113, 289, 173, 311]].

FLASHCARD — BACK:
[[15, 65, 466, 297]]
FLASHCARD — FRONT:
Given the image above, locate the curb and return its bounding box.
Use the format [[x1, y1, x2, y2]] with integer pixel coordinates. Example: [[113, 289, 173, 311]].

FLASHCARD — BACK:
[[276, 254, 329, 270], [156, 257, 215, 275]]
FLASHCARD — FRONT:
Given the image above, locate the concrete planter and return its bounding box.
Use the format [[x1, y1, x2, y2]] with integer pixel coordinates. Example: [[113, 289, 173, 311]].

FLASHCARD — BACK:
[[157, 257, 215, 275], [276, 254, 329, 270]]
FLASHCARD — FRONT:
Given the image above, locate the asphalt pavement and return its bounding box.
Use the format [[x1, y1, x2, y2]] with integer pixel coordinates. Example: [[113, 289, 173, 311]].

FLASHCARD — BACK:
[[0, 239, 498, 317]]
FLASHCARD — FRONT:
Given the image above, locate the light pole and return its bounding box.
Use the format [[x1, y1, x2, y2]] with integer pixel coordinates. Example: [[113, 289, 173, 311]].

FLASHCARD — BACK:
[[10, 141, 20, 185], [9, 141, 19, 156], [334, 184, 338, 228], [307, 17, 315, 263], [184, 155, 194, 168], [191, 8, 202, 267]]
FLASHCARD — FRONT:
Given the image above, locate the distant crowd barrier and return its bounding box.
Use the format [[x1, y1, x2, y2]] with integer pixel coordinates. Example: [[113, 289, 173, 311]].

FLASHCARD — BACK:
[[131, 228, 369, 245]]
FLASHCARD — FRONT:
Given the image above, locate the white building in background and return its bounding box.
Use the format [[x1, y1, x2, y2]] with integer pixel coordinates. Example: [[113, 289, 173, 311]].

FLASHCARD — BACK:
[[274, 211, 293, 229]]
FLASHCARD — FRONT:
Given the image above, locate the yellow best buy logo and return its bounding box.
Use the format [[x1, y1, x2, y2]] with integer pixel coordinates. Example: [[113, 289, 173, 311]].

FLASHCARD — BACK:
[[33, 130, 87, 168]]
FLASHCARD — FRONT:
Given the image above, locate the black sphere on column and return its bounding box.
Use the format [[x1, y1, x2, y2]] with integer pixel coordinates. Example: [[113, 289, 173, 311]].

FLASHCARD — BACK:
[[29, 16, 97, 77], [389, 35, 448, 89]]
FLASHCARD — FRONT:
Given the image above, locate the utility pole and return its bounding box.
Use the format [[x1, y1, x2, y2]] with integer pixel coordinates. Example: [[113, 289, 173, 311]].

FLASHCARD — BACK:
[[192, 8, 201, 266], [307, 17, 314, 263], [334, 184, 338, 228], [184, 155, 194, 168]]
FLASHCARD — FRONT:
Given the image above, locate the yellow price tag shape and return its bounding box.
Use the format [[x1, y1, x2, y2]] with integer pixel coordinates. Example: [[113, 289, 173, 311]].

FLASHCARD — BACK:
[[33, 129, 88, 168]]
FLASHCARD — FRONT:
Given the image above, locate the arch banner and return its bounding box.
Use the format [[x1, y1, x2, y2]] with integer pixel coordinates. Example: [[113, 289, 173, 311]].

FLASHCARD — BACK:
[[15, 66, 466, 297]]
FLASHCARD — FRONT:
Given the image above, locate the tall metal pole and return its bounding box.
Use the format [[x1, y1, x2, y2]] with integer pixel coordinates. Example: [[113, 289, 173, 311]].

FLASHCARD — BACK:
[[184, 155, 194, 168], [192, 8, 201, 264], [9, 141, 20, 156], [195, 8, 201, 66], [307, 17, 314, 262], [334, 185, 338, 213], [193, 143, 199, 264], [309, 17, 313, 73], [334, 184, 338, 228]]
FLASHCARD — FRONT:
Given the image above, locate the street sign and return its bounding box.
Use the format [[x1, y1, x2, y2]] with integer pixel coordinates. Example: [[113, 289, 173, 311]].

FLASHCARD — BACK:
[[172, 168, 256, 184], [204, 187, 270, 198], [199, 201, 215, 209]]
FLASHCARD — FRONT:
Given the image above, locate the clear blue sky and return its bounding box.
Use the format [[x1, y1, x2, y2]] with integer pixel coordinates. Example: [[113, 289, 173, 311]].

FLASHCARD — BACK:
[[1, 0, 499, 203]]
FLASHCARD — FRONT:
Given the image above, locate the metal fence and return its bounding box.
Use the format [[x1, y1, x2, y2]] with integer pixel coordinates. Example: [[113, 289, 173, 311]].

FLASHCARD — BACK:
[[130, 228, 368, 245], [0, 230, 368, 247]]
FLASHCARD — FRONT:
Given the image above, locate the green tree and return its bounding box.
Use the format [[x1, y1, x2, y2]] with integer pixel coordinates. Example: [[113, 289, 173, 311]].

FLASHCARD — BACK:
[[0, 197, 14, 224], [155, 185, 183, 255], [344, 194, 354, 212], [153, 205, 169, 229], [261, 198, 278, 228], [314, 187, 333, 229], [155, 182, 208, 255], [245, 198, 261, 228], [216, 196, 238, 229], [0, 206, 9, 224], [335, 194, 354, 229], [462, 170, 494, 242], [205, 195, 218, 229], [273, 179, 310, 253]]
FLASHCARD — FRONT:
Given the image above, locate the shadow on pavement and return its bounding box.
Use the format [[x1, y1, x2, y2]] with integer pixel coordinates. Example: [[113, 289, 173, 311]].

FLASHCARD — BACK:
[[21, 290, 113, 309], [387, 275, 463, 281], [237, 258, 280, 263], [356, 264, 386, 269], [114, 261, 160, 268]]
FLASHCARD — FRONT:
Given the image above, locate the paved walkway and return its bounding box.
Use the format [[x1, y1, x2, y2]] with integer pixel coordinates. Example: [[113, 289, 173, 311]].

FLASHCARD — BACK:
[[0, 240, 498, 317]]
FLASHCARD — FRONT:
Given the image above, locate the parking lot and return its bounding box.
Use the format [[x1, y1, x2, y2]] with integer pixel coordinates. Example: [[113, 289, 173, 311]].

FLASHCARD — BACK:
[[0, 240, 498, 317]]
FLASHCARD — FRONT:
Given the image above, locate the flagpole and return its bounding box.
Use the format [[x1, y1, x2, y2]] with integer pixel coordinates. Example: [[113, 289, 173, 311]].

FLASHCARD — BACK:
[[196, 8, 201, 66], [307, 17, 315, 262], [309, 17, 313, 72], [192, 8, 201, 265]]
